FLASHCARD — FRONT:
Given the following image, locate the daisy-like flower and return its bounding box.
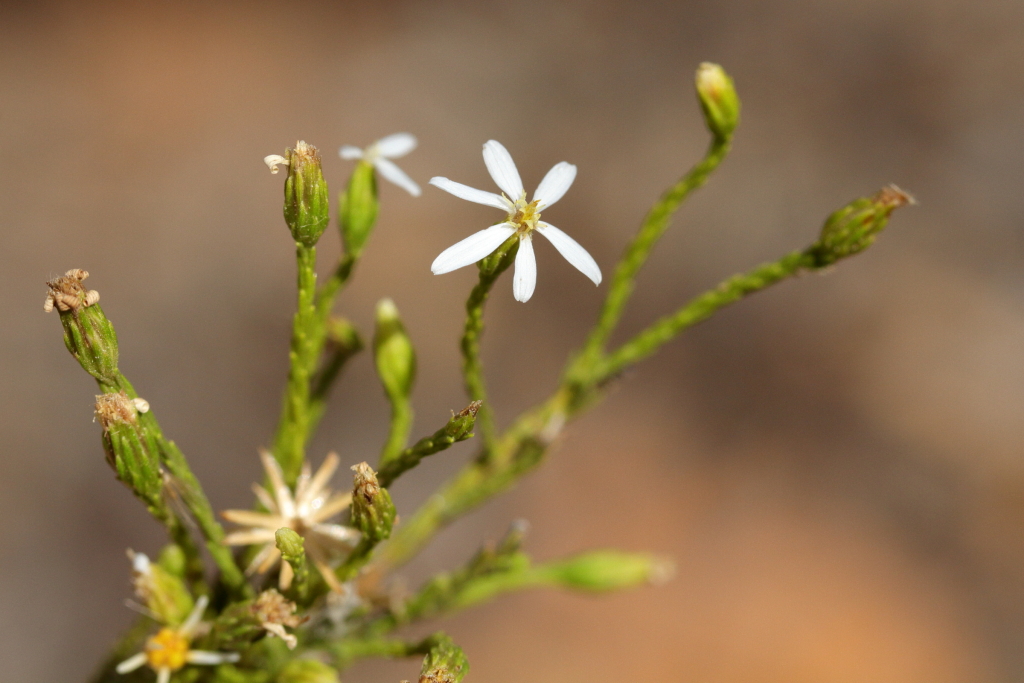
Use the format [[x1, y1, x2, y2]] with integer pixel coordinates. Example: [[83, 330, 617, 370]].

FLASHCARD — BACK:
[[340, 133, 421, 196], [116, 595, 239, 683], [429, 140, 602, 302], [221, 451, 358, 594]]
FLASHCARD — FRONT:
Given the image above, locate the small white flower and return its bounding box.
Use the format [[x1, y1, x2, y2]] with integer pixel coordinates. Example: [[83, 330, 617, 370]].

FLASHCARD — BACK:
[[116, 596, 240, 683], [221, 451, 358, 594], [340, 133, 421, 196], [429, 140, 602, 302]]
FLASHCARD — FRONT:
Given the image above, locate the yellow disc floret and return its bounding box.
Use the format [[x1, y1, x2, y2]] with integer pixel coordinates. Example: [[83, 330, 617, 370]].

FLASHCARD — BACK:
[[509, 193, 541, 234], [145, 627, 190, 671]]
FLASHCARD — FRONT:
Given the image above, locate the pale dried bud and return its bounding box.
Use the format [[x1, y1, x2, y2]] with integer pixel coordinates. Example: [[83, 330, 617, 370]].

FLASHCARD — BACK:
[[95, 392, 139, 430], [131, 397, 150, 413]]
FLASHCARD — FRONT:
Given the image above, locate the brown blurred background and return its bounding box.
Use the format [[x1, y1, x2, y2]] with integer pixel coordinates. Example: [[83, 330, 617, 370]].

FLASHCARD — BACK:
[[2, 0, 1023, 681]]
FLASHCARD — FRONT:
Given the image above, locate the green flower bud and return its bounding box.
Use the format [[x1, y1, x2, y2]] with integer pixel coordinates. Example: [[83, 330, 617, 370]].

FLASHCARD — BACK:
[[420, 634, 469, 683], [129, 550, 195, 627], [282, 141, 330, 248], [275, 528, 310, 599], [350, 462, 396, 543], [695, 62, 740, 141], [339, 159, 379, 259], [45, 269, 118, 386], [808, 185, 915, 268], [374, 298, 416, 401], [543, 550, 674, 592], [277, 660, 340, 683]]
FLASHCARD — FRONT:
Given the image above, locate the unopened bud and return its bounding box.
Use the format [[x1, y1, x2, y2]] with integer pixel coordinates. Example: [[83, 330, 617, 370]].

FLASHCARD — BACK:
[[281, 141, 330, 248], [419, 634, 469, 683], [128, 549, 195, 626], [543, 550, 674, 592], [351, 462, 396, 543], [46, 270, 119, 386], [695, 62, 740, 141], [278, 660, 340, 683], [339, 159, 379, 259], [444, 401, 481, 442], [374, 299, 416, 402], [808, 184, 915, 267]]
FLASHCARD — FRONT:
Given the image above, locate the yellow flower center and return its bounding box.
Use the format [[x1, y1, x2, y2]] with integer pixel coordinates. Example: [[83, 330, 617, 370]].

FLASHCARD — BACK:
[[509, 193, 541, 235], [145, 628, 190, 671]]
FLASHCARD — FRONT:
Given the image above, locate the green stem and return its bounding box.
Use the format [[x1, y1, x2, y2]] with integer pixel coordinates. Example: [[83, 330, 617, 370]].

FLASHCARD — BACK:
[[331, 635, 436, 671], [271, 243, 319, 483], [379, 399, 414, 466], [596, 249, 814, 381], [460, 236, 519, 451], [377, 402, 480, 488], [576, 138, 731, 366]]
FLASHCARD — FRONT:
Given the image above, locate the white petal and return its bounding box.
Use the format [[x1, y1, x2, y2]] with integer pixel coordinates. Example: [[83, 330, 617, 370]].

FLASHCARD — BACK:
[[339, 145, 364, 160], [304, 452, 340, 503], [221, 509, 281, 529], [264, 155, 289, 173], [157, 668, 171, 683], [374, 132, 417, 158], [312, 522, 361, 543], [431, 224, 516, 275], [482, 140, 524, 198], [429, 177, 512, 211], [513, 235, 537, 302], [259, 449, 295, 519], [374, 157, 421, 196], [536, 223, 602, 285], [180, 594, 209, 637], [116, 652, 147, 674], [224, 529, 279, 546], [532, 162, 577, 209], [187, 650, 241, 665]]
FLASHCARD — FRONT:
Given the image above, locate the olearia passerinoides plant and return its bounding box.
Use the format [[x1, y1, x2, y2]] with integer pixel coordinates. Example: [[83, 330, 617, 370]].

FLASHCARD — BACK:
[[45, 63, 913, 683]]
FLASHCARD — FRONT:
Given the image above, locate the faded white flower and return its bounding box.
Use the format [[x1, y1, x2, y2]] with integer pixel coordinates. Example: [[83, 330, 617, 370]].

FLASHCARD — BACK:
[[116, 596, 239, 683], [340, 133, 421, 196], [429, 140, 602, 302], [221, 451, 358, 593]]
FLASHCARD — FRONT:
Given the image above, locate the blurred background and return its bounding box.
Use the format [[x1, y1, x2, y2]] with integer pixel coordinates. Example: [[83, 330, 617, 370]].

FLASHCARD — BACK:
[[2, 0, 1023, 681]]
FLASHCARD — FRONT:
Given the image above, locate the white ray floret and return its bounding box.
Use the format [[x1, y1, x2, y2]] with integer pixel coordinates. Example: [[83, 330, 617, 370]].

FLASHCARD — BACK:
[[429, 140, 601, 302], [340, 133, 421, 196]]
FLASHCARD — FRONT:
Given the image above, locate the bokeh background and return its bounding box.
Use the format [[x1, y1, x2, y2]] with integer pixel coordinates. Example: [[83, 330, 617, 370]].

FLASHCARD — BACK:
[[2, 0, 1024, 681]]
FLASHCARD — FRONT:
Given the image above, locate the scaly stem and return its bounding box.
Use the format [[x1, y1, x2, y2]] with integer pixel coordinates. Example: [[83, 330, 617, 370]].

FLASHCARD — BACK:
[[460, 236, 519, 451]]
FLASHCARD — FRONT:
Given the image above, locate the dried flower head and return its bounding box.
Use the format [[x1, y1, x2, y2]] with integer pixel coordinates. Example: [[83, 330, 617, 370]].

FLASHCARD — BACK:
[[252, 589, 306, 649], [44, 268, 100, 313], [222, 451, 358, 593]]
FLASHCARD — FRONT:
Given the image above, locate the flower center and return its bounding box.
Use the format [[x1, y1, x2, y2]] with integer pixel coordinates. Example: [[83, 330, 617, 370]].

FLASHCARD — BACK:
[[145, 628, 190, 671], [509, 193, 541, 234]]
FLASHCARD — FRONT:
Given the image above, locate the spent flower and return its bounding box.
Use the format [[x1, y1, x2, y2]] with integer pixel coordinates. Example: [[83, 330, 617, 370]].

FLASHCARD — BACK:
[[116, 595, 239, 683], [430, 140, 602, 302], [222, 451, 358, 593], [340, 133, 421, 196]]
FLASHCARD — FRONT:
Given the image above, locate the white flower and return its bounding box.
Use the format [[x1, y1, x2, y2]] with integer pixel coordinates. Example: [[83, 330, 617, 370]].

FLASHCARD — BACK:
[[116, 596, 240, 683], [429, 140, 602, 302], [340, 133, 421, 196], [221, 451, 358, 594]]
